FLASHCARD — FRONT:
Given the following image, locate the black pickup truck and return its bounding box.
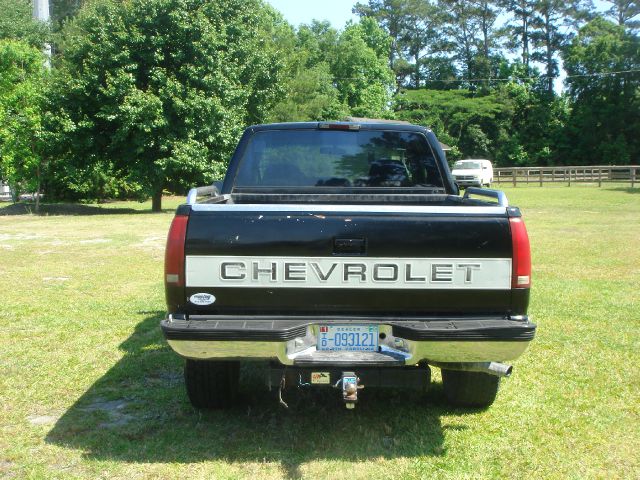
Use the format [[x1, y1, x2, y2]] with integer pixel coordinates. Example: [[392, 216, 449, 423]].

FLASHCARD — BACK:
[[161, 121, 535, 409]]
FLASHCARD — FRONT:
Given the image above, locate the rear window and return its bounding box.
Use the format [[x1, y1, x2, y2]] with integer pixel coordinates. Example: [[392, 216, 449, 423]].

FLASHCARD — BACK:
[[454, 161, 482, 170], [233, 129, 444, 190]]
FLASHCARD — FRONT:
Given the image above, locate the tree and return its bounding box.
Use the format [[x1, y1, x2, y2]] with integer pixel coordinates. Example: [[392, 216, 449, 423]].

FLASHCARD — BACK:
[[563, 17, 640, 165], [477, 1, 501, 63], [354, 0, 445, 87], [399, 0, 448, 88], [530, 1, 567, 95], [439, 0, 498, 84], [49, 0, 286, 211], [295, 21, 340, 68], [499, 0, 537, 74], [270, 63, 348, 122], [603, 1, 640, 29], [494, 81, 569, 166], [0, 40, 48, 211], [50, 0, 85, 30], [353, 0, 408, 69], [331, 20, 396, 117], [529, 1, 592, 95], [0, 0, 48, 47], [395, 88, 509, 161]]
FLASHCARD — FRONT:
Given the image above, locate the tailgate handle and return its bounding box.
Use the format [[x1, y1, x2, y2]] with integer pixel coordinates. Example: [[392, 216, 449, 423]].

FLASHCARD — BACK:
[[334, 238, 367, 255]]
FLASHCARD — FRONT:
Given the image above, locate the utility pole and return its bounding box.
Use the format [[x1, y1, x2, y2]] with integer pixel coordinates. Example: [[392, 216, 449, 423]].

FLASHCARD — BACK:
[[32, 0, 51, 67]]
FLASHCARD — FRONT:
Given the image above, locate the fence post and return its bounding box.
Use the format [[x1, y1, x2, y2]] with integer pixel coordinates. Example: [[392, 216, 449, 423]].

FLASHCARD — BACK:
[[598, 168, 602, 187], [512, 169, 516, 187], [539, 169, 543, 187], [632, 168, 636, 188], [568, 169, 571, 187]]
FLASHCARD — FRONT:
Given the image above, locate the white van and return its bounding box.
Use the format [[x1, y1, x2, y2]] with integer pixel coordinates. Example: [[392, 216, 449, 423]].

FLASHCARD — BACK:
[[451, 159, 494, 188]]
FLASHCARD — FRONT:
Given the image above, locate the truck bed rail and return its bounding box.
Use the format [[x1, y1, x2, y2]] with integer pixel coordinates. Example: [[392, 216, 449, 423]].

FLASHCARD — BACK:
[[463, 187, 509, 207]]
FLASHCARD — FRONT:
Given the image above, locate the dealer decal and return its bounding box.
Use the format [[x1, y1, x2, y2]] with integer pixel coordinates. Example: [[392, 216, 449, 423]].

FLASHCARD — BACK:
[[311, 372, 331, 384], [189, 293, 216, 306]]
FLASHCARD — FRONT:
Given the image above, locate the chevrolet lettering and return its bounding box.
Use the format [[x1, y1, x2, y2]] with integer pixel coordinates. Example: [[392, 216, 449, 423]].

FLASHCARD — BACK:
[[186, 257, 510, 289], [161, 121, 536, 410]]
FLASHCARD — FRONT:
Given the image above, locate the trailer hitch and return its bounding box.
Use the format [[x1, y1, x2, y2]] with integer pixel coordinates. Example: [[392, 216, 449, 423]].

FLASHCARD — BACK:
[[338, 372, 364, 409]]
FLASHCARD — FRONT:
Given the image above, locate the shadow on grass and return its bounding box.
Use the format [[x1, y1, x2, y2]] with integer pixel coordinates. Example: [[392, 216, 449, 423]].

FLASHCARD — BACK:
[[0, 202, 174, 216], [605, 186, 640, 194], [46, 313, 476, 478]]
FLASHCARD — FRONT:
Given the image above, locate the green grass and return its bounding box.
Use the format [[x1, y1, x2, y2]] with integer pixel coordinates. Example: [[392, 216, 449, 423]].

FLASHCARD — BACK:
[[0, 186, 638, 479]]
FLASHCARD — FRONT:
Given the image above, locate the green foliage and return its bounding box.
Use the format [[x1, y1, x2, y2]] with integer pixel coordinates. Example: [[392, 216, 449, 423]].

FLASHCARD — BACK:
[[489, 81, 570, 166], [269, 20, 347, 122], [440, 0, 501, 83], [269, 63, 348, 122], [395, 83, 570, 166], [0, 40, 48, 205], [563, 17, 640, 165], [50, 0, 85, 30], [271, 17, 395, 122], [395, 88, 507, 161], [0, 0, 49, 47], [354, 0, 453, 87], [2, 0, 637, 201], [332, 20, 395, 117], [48, 0, 286, 209], [354, 0, 410, 65], [603, 0, 640, 29]]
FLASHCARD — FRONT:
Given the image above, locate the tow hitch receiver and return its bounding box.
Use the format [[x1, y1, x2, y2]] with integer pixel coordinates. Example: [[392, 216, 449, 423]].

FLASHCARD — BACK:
[[340, 372, 363, 409]]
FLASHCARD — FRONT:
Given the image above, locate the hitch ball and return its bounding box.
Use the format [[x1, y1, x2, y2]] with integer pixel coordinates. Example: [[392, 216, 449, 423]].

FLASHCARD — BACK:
[[341, 372, 363, 409]]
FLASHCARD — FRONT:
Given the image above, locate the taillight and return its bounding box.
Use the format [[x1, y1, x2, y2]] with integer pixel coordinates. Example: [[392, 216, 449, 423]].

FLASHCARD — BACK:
[[509, 217, 531, 288], [318, 123, 360, 131], [165, 214, 188, 287]]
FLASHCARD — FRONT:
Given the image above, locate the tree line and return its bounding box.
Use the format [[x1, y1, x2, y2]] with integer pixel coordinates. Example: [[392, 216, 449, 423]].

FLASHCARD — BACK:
[[0, 0, 638, 210]]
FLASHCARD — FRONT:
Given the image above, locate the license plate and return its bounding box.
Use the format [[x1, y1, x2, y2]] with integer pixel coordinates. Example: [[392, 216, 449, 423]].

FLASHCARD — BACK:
[[317, 325, 379, 352]]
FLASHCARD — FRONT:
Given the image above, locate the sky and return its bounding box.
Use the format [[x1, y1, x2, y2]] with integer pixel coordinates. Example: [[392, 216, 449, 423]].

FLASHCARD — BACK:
[[265, 0, 359, 28], [266, 0, 613, 28]]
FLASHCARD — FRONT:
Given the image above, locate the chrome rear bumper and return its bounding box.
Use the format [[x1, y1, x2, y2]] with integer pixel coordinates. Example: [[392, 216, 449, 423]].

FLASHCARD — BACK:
[[162, 316, 535, 366]]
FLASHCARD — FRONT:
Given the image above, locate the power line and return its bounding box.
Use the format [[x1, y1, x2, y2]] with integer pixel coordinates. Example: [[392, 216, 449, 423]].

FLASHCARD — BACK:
[[333, 69, 640, 84], [430, 69, 640, 84]]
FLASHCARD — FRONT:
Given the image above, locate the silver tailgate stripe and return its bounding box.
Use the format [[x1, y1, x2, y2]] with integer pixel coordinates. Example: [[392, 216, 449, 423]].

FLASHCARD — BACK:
[[185, 256, 512, 290], [190, 203, 507, 215]]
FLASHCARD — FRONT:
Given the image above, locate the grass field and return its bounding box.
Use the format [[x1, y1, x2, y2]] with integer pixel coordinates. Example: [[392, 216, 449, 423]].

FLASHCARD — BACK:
[[0, 186, 638, 480]]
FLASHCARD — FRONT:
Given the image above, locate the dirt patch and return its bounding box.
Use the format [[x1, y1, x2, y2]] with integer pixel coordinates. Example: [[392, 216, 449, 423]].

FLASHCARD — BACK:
[[83, 399, 129, 412], [46, 240, 70, 246], [145, 371, 182, 387], [0, 459, 15, 478], [79, 238, 112, 245], [0, 233, 41, 241], [134, 235, 165, 251], [80, 398, 135, 428], [27, 414, 60, 426], [42, 277, 70, 283]]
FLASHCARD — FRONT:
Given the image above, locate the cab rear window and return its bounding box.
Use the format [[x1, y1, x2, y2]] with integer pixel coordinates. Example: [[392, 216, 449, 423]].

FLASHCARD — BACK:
[[233, 129, 444, 190]]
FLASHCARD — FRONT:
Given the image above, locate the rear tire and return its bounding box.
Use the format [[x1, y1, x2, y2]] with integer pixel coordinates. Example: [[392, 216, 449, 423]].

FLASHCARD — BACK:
[[184, 360, 240, 409], [441, 369, 500, 407]]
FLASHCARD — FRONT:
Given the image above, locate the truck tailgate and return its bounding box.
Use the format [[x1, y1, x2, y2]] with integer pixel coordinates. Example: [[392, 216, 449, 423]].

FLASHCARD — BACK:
[[181, 204, 519, 316]]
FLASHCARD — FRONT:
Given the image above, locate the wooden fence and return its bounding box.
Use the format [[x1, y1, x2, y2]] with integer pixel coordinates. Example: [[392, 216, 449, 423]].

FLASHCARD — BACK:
[[494, 165, 639, 187]]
